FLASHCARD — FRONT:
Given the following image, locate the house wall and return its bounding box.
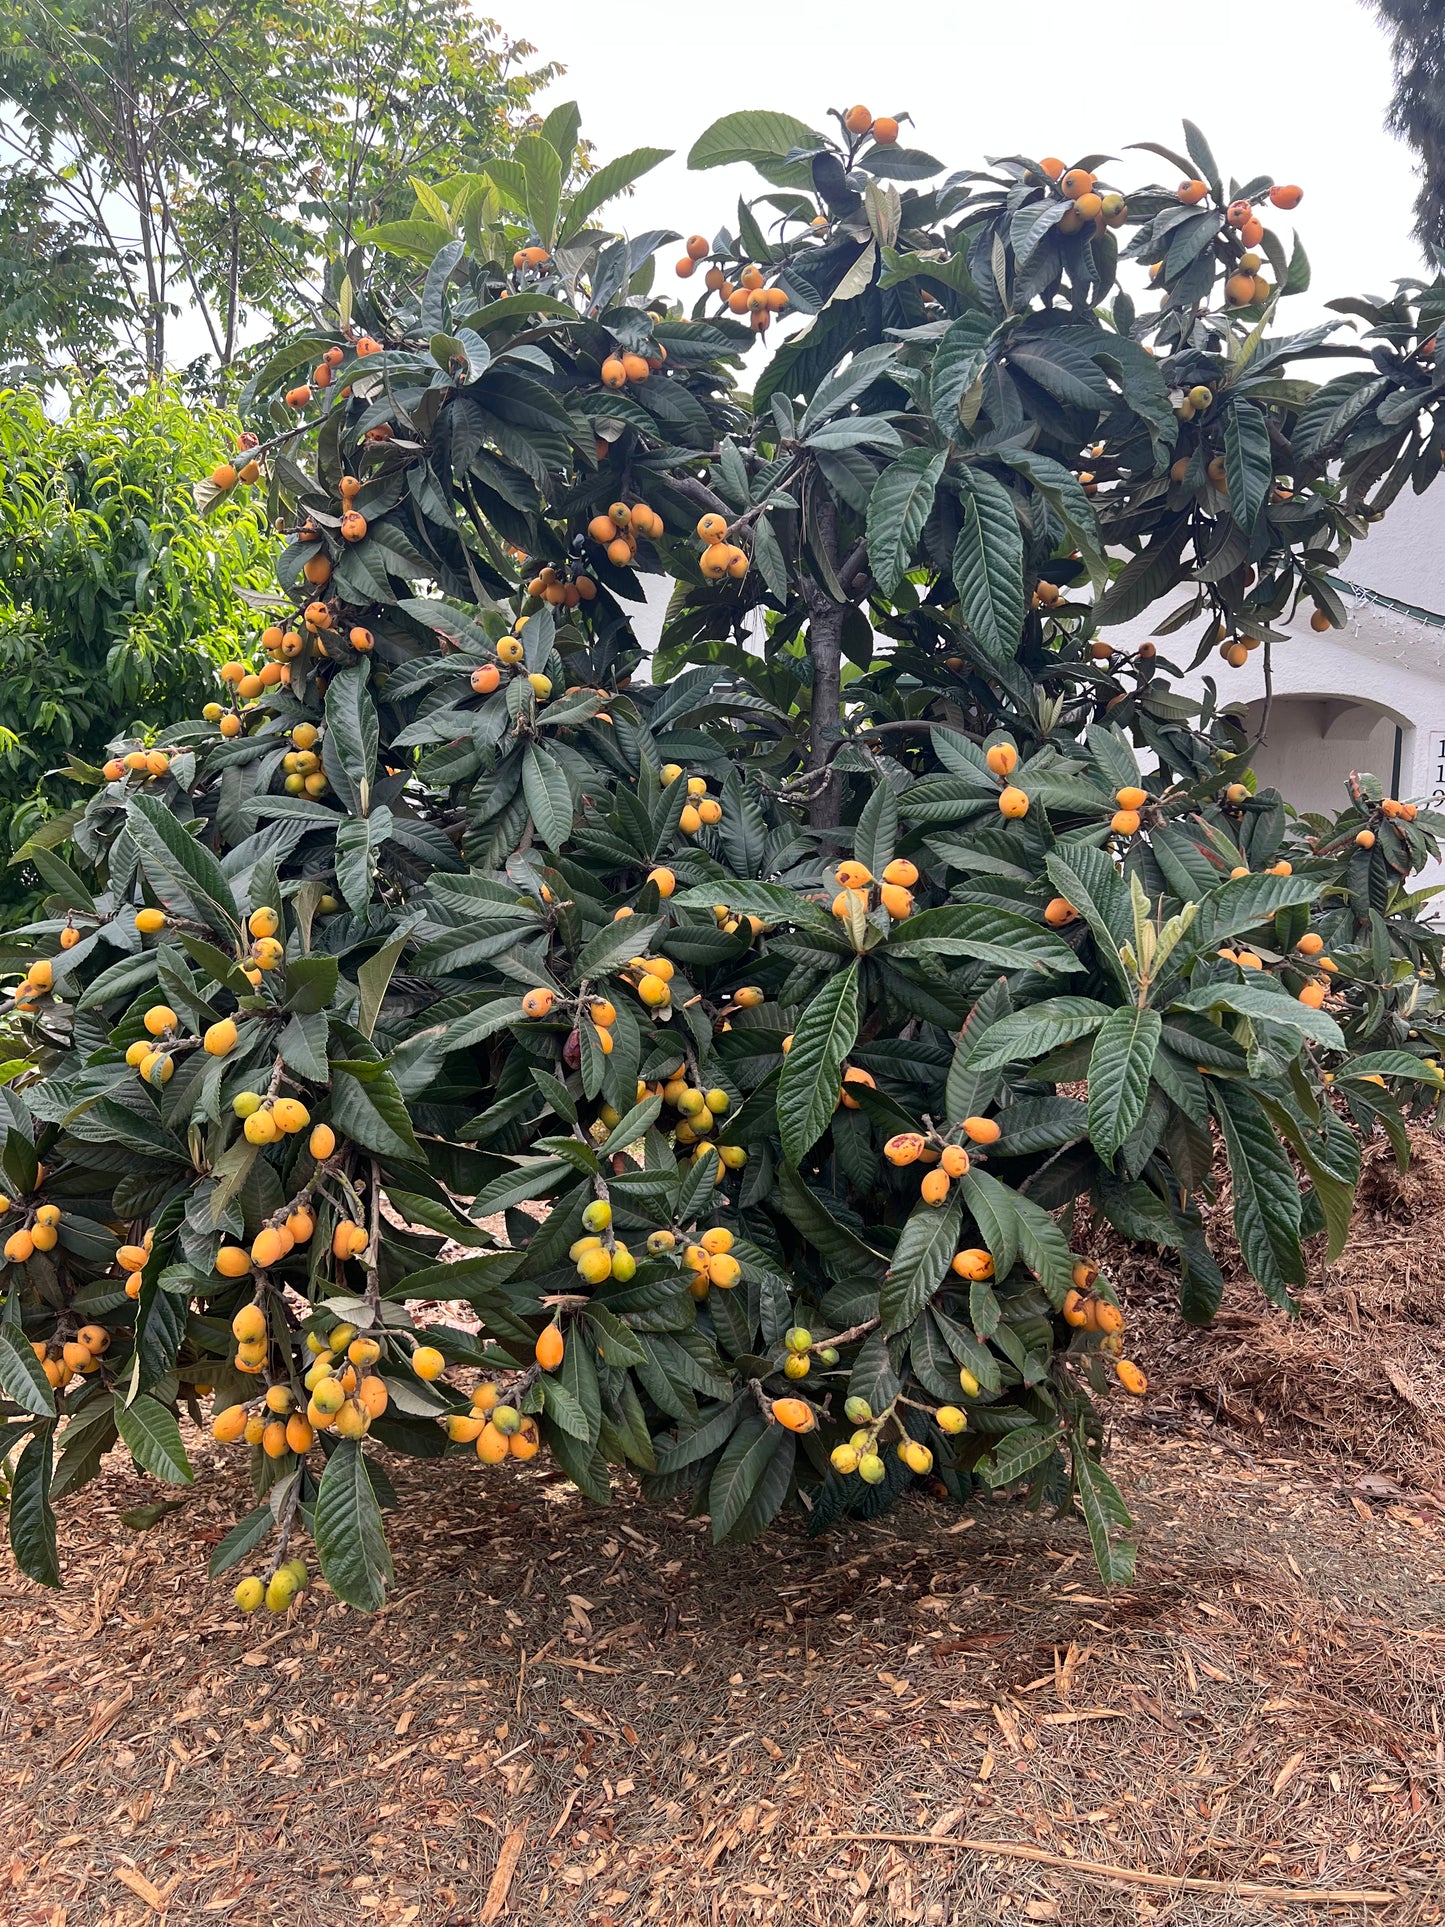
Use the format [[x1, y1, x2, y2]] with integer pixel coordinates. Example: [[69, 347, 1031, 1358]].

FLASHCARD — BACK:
[[625, 481, 1445, 882], [1106, 482, 1445, 886]]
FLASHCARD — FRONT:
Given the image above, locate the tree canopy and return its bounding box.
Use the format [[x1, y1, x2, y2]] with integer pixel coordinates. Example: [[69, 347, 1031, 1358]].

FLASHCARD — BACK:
[[3, 102, 1445, 1606]]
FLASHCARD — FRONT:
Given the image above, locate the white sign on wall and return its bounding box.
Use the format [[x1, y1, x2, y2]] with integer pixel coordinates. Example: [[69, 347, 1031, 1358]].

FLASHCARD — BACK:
[[1430, 728, 1445, 804]]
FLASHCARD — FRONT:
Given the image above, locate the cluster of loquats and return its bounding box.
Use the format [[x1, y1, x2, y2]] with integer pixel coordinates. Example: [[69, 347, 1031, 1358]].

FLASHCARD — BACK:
[[693, 512, 750, 584], [829, 1388, 951, 1484], [443, 1379, 541, 1467], [10, 956, 62, 1017], [828, 855, 920, 925], [1, 1187, 60, 1268], [283, 333, 383, 414], [1062, 1261, 1148, 1397], [585, 500, 663, 575], [525, 559, 598, 612], [99, 745, 177, 785], [594, 1048, 751, 1181], [884, 1113, 1002, 1205], [114, 1227, 156, 1299], [212, 1309, 388, 1454], [662, 765, 728, 838], [207, 428, 263, 495], [462, 613, 557, 705], [197, 621, 353, 746], [233, 1556, 310, 1616], [600, 342, 667, 390], [30, 1319, 114, 1391], [1032, 157, 1130, 236], [676, 237, 789, 336], [840, 103, 901, 147]]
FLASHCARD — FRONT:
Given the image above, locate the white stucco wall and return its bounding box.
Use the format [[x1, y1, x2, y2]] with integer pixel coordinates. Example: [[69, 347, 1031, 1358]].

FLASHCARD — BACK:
[[1107, 482, 1445, 887]]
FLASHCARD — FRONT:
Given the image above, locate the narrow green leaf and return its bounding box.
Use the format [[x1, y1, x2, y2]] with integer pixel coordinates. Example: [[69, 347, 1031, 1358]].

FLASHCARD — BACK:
[[865, 448, 946, 599], [777, 962, 859, 1166], [1087, 1007, 1162, 1165], [315, 1438, 393, 1611], [207, 1502, 275, 1578], [952, 468, 1024, 661], [8, 1428, 60, 1587], [880, 1190, 962, 1336], [114, 1394, 193, 1484]]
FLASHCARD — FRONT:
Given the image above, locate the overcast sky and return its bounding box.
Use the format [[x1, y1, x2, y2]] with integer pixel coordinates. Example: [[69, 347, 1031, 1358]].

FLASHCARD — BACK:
[[492, 0, 1426, 333]]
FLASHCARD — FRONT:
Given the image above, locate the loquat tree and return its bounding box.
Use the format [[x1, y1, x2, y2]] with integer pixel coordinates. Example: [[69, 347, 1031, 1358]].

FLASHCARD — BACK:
[[3, 105, 1445, 1607]]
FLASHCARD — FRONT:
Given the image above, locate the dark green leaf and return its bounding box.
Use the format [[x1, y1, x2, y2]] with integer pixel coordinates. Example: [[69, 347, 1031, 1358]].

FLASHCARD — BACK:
[[777, 962, 859, 1166], [315, 1438, 393, 1610]]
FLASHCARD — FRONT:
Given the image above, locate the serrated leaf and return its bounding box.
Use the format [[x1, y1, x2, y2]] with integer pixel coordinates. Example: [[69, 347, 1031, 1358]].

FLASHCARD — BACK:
[[952, 468, 1024, 661], [1087, 1006, 1161, 1165], [207, 1503, 274, 1578], [126, 794, 238, 936], [777, 962, 859, 1166], [930, 312, 992, 429], [880, 1190, 962, 1335], [853, 782, 898, 880], [708, 1413, 784, 1541], [562, 146, 672, 238], [1211, 1082, 1305, 1305], [670, 880, 831, 932], [1223, 398, 1272, 530], [958, 1168, 1019, 1280], [324, 663, 379, 817], [8, 1428, 60, 1587], [962, 997, 1111, 1076], [0, 1328, 56, 1417], [114, 1394, 192, 1484], [330, 1063, 424, 1163], [886, 904, 1083, 975], [315, 1438, 393, 1610], [523, 743, 574, 850], [688, 110, 824, 175], [575, 916, 662, 978], [1169, 981, 1343, 1049], [865, 449, 946, 598], [1074, 1448, 1137, 1584]]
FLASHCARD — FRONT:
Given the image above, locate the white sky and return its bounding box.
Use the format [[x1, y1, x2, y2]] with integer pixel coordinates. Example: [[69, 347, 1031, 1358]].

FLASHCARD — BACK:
[[158, 0, 1425, 366], [493, 0, 1428, 332]]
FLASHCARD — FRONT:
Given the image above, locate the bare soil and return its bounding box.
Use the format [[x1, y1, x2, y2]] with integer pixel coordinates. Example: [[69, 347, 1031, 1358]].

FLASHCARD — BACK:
[[3, 1144, 1444, 1927]]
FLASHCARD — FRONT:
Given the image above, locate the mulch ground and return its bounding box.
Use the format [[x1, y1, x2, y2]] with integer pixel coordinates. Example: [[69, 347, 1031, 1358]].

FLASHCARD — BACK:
[[3, 1144, 1445, 1927]]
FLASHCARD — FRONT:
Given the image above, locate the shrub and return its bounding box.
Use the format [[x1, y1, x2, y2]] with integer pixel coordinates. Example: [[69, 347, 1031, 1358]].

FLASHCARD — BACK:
[[2, 108, 1443, 1607], [0, 382, 275, 910]]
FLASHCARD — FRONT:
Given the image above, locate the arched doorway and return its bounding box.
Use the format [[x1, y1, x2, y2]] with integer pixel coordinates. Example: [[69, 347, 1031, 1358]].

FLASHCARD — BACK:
[[1227, 696, 1407, 816]]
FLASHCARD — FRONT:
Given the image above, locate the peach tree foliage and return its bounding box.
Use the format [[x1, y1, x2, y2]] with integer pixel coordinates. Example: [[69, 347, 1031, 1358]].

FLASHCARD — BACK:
[[2, 106, 1444, 1605]]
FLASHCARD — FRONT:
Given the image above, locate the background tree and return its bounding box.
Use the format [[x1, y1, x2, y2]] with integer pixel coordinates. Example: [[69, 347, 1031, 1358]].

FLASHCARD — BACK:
[[1372, 0, 1445, 255], [0, 172, 133, 383], [0, 381, 276, 907], [2, 106, 1444, 1609], [0, 0, 554, 379]]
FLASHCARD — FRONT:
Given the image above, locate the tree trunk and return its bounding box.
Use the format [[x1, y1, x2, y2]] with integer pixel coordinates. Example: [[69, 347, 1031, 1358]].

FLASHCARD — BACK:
[[805, 490, 847, 830], [223, 197, 240, 365], [806, 598, 845, 829]]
